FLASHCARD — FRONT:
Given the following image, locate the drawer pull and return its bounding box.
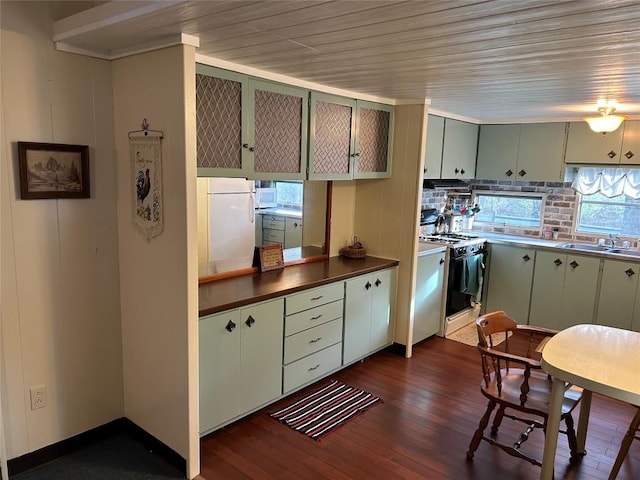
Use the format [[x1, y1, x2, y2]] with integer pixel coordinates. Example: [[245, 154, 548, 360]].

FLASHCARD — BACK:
[[245, 315, 255, 327], [310, 314, 323, 321], [308, 364, 321, 371], [310, 295, 324, 301], [225, 320, 236, 332], [309, 337, 322, 343], [625, 268, 636, 277]]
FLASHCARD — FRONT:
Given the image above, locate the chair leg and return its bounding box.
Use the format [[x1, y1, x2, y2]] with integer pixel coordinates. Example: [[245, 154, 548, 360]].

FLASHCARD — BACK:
[[564, 413, 579, 459], [467, 400, 497, 460], [608, 408, 640, 480], [491, 405, 506, 435]]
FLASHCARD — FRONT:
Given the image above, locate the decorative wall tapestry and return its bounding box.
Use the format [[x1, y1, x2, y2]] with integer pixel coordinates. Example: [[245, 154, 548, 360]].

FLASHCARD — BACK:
[[129, 120, 164, 239]]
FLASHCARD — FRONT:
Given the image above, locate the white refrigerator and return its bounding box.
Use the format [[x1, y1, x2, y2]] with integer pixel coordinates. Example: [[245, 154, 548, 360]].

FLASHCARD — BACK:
[[207, 178, 256, 267]]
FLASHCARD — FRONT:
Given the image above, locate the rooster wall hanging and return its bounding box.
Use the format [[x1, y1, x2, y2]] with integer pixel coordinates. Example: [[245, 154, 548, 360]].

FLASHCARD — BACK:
[[129, 119, 164, 240]]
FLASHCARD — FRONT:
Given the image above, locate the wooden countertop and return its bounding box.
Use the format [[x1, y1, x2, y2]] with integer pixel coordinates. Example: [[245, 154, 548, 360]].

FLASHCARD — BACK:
[[199, 255, 399, 317]]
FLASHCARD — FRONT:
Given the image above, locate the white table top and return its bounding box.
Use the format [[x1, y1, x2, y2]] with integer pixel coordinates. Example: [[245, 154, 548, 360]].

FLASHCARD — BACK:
[[541, 324, 640, 406]]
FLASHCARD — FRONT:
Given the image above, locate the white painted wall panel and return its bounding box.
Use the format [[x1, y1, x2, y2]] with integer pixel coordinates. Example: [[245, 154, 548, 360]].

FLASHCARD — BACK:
[[112, 45, 199, 476], [1, 0, 122, 459]]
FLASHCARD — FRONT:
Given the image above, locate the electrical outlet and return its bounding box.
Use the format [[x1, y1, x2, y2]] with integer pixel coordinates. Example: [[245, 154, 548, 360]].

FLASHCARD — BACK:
[[30, 385, 47, 410]]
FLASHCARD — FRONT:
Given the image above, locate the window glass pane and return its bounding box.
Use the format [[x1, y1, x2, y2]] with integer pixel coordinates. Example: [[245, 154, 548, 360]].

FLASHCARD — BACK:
[[576, 192, 640, 236], [474, 193, 543, 227], [275, 181, 303, 209]]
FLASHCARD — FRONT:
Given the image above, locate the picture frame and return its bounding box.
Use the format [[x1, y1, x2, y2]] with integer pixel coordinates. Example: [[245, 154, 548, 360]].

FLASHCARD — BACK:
[[18, 141, 90, 199], [256, 244, 285, 272]]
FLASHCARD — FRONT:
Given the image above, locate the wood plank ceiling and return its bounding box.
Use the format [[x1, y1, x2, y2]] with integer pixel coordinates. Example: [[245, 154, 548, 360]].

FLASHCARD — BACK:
[[52, 0, 640, 122]]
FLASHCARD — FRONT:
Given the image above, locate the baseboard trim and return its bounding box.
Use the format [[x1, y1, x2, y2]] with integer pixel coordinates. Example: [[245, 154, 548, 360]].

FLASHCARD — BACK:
[[7, 417, 186, 477]]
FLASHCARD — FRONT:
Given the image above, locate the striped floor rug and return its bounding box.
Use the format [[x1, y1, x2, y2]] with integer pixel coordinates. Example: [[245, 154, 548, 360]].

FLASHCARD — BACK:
[[269, 380, 382, 441]]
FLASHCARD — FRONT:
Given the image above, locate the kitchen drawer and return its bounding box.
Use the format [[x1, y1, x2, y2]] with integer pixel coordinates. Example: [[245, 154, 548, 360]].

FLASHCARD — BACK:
[[284, 317, 343, 364], [286, 282, 344, 315], [283, 342, 342, 393], [285, 299, 343, 336], [263, 216, 285, 230], [263, 228, 285, 243]]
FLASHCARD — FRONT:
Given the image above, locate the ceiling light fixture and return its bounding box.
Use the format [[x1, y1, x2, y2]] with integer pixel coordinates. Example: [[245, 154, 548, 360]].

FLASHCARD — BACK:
[[583, 104, 627, 134]]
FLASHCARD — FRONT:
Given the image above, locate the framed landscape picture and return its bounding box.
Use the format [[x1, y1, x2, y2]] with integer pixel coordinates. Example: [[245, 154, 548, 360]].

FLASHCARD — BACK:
[[18, 141, 90, 199]]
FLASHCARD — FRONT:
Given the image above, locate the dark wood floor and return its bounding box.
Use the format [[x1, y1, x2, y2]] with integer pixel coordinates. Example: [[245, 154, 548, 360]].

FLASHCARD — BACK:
[[200, 337, 639, 480]]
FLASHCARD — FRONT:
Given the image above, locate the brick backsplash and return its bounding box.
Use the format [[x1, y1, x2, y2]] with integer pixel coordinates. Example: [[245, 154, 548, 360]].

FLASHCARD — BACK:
[[420, 180, 638, 248]]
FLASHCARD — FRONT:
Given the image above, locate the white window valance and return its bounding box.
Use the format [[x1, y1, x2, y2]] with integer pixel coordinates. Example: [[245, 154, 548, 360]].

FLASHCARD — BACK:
[[572, 168, 640, 199]]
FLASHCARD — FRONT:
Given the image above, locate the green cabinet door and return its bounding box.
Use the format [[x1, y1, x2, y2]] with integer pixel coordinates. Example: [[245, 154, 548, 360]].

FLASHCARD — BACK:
[[413, 253, 446, 342], [476, 124, 520, 180], [565, 121, 624, 164], [620, 120, 640, 165], [516, 123, 566, 181], [344, 274, 373, 364], [441, 118, 478, 179], [370, 268, 396, 351], [354, 100, 394, 179], [199, 309, 242, 434], [596, 260, 639, 330], [484, 244, 535, 323], [424, 115, 444, 179], [559, 254, 600, 329], [529, 251, 566, 329]]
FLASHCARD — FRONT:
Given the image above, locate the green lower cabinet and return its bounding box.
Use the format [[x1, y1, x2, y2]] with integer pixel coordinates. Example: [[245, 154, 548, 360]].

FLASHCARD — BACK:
[[343, 267, 396, 364], [529, 251, 600, 330], [199, 298, 284, 435], [484, 244, 535, 323], [596, 260, 640, 330], [413, 253, 446, 343]]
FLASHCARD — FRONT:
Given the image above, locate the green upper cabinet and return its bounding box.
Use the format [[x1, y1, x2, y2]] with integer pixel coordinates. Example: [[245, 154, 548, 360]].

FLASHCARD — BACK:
[[196, 64, 308, 180], [564, 120, 640, 165], [476, 123, 566, 181], [309, 93, 393, 180], [354, 100, 393, 179], [196, 65, 248, 177], [247, 79, 308, 180], [423, 115, 444, 179], [308, 92, 356, 180], [441, 118, 478, 179]]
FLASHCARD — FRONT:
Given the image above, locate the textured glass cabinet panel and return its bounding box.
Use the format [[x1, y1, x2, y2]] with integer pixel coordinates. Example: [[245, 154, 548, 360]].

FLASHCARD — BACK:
[[312, 100, 353, 175], [196, 73, 243, 170], [357, 107, 391, 173], [253, 88, 303, 174]]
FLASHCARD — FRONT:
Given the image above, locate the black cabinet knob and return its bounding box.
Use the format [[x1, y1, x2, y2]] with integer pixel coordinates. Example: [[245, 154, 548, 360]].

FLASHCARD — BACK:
[[375, 279, 382, 287], [505, 169, 513, 177], [522, 254, 531, 262], [439, 258, 445, 265], [365, 281, 372, 290], [242, 143, 249, 148], [518, 169, 527, 177], [454, 168, 460, 174], [460, 168, 465, 175], [225, 320, 236, 332], [625, 150, 634, 159], [245, 315, 255, 327], [626, 268, 636, 277], [570, 260, 579, 269], [554, 258, 563, 266], [607, 150, 618, 159]]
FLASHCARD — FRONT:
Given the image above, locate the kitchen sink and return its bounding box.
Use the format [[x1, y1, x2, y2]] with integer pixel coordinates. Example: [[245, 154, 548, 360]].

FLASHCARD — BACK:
[[607, 248, 640, 257], [558, 243, 609, 252], [558, 243, 640, 257]]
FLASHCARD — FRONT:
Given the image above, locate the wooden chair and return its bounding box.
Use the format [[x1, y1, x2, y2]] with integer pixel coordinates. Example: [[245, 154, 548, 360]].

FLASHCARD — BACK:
[[466, 311, 583, 467], [608, 406, 640, 480]]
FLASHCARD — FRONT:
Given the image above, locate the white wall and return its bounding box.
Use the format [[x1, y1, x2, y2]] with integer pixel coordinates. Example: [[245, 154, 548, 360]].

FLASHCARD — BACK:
[[112, 45, 200, 478], [1, 0, 123, 459]]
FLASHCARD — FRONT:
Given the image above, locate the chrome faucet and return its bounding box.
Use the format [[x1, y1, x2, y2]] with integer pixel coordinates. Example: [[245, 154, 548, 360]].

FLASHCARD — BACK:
[[609, 234, 620, 248]]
